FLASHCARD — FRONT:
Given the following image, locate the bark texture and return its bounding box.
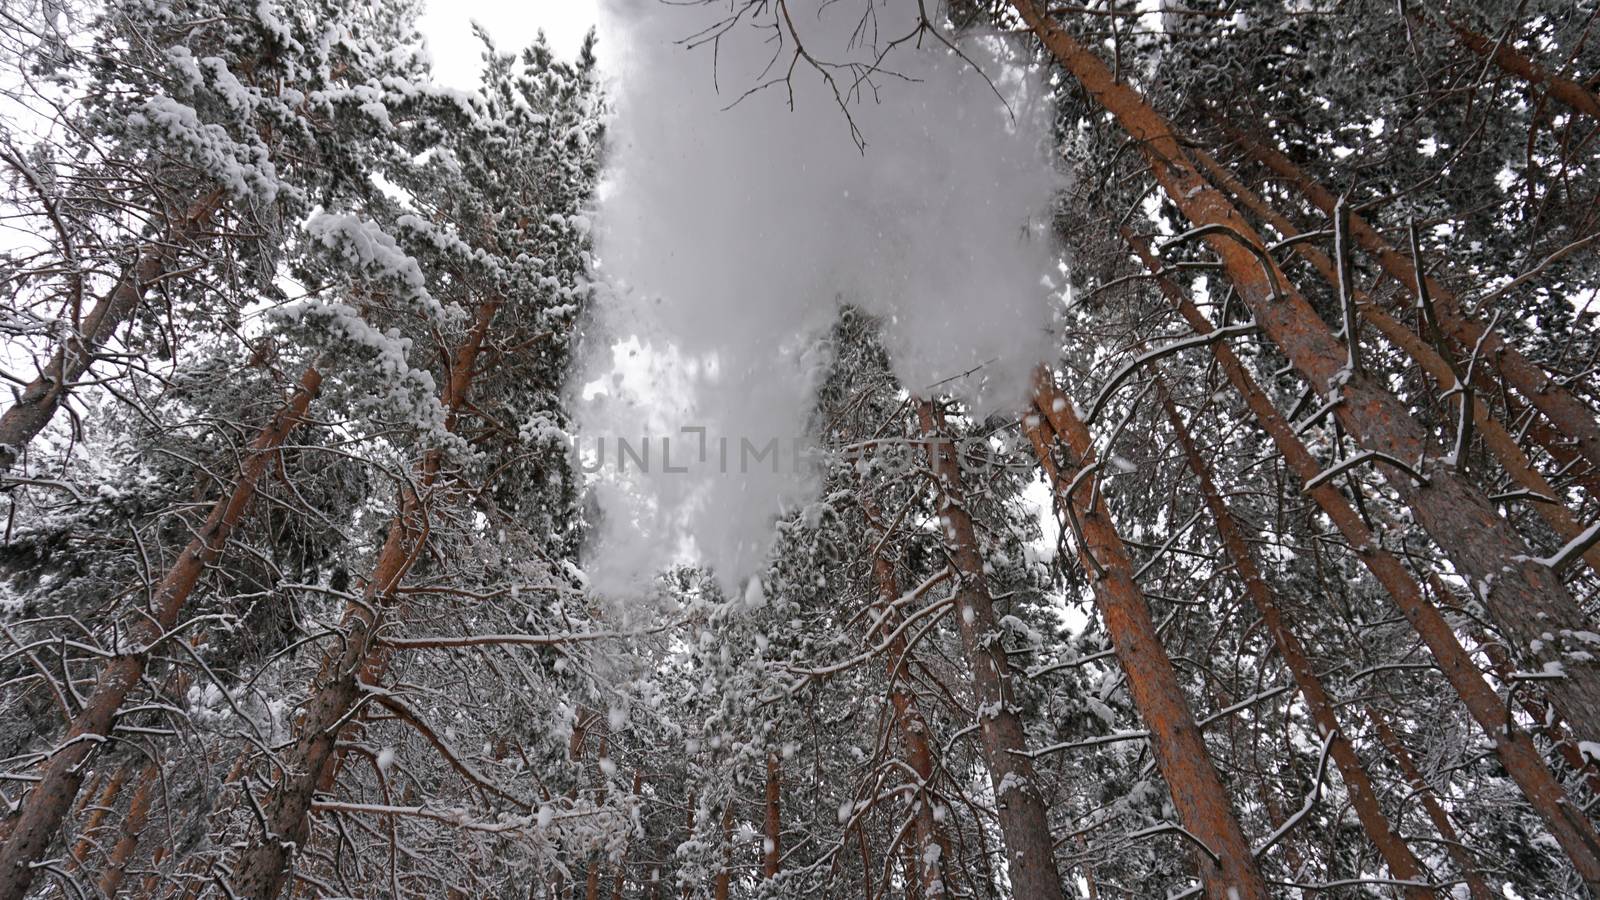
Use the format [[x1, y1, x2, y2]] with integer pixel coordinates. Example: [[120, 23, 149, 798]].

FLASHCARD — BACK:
[[915, 400, 1068, 900], [0, 364, 321, 900], [1010, 0, 1600, 751], [1024, 376, 1270, 900], [1123, 231, 1600, 889]]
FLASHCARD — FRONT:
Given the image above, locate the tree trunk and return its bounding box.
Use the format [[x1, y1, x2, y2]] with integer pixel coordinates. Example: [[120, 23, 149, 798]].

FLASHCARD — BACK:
[[1462, 608, 1600, 799], [0, 364, 321, 900], [1488, 376, 1600, 497], [862, 497, 952, 897], [914, 400, 1068, 900], [1010, 0, 1600, 750], [1122, 231, 1600, 889], [69, 765, 128, 867], [763, 751, 781, 879], [1022, 378, 1270, 900], [1157, 383, 1433, 896], [0, 189, 225, 472], [227, 298, 499, 900], [1446, 18, 1600, 119], [97, 756, 161, 897], [1192, 146, 1600, 576], [1363, 706, 1498, 900], [1219, 121, 1600, 478]]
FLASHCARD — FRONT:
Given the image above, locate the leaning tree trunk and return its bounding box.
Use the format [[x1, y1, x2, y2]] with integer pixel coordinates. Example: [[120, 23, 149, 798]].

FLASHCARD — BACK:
[[67, 765, 128, 868], [1445, 17, 1600, 119], [75, 660, 196, 890], [763, 751, 781, 879], [914, 400, 1069, 900], [1022, 376, 1271, 900], [1362, 706, 1497, 900], [96, 755, 161, 897], [862, 497, 954, 897], [1191, 146, 1600, 577], [1123, 231, 1600, 889], [0, 364, 321, 900], [1157, 383, 1434, 897], [0, 188, 225, 472], [1010, 0, 1600, 752], [1219, 122, 1600, 479], [227, 298, 499, 899]]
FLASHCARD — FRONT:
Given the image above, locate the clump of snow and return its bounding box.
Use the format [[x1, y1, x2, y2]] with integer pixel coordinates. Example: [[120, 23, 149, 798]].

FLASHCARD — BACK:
[[130, 95, 280, 204], [579, 0, 1063, 595], [304, 212, 447, 320]]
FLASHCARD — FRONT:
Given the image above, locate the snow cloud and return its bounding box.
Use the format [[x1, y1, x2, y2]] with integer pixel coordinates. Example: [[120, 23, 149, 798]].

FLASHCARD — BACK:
[[579, 0, 1063, 594]]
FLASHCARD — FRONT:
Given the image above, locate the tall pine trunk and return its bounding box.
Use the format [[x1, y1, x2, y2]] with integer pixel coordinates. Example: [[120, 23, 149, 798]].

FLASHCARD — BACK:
[[763, 751, 781, 879], [1010, 0, 1600, 751], [0, 364, 321, 900], [0, 189, 225, 471], [1362, 706, 1497, 900], [1445, 18, 1600, 119], [1219, 122, 1600, 477], [96, 756, 161, 897], [228, 298, 498, 899], [1123, 232, 1600, 888], [1156, 383, 1433, 896], [914, 400, 1068, 900], [863, 497, 953, 897], [1023, 376, 1270, 900], [1191, 147, 1600, 577]]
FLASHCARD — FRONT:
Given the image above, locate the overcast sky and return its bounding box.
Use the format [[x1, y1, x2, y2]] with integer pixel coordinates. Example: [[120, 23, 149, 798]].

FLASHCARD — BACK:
[[417, 0, 601, 89]]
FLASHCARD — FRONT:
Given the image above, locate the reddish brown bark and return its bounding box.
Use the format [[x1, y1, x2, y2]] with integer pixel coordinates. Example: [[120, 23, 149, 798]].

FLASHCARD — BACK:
[[1491, 378, 1600, 497], [1457, 604, 1600, 799], [96, 757, 161, 897], [1022, 379, 1270, 900], [227, 299, 499, 900], [0, 189, 225, 472], [0, 364, 322, 900], [1221, 122, 1600, 478], [763, 751, 781, 879], [85, 663, 198, 892], [1156, 386, 1434, 896], [1193, 147, 1600, 577], [1363, 707, 1497, 900], [69, 765, 127, 866], [1122, 232, 1600, 888], [914, 400, 1068, 900], [1448, 19, 1600, 119], [863, 499, 953, 897], [1011, 0, 1600, 753], [70, 772, 102, 819]]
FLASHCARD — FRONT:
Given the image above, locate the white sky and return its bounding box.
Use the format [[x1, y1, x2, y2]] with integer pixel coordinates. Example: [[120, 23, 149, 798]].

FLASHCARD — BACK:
[[417, 0, 601, 89]]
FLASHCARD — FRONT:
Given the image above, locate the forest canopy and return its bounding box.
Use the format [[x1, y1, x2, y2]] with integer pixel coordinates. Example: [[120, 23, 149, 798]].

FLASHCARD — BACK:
[[0, 1, 1598, 898]]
